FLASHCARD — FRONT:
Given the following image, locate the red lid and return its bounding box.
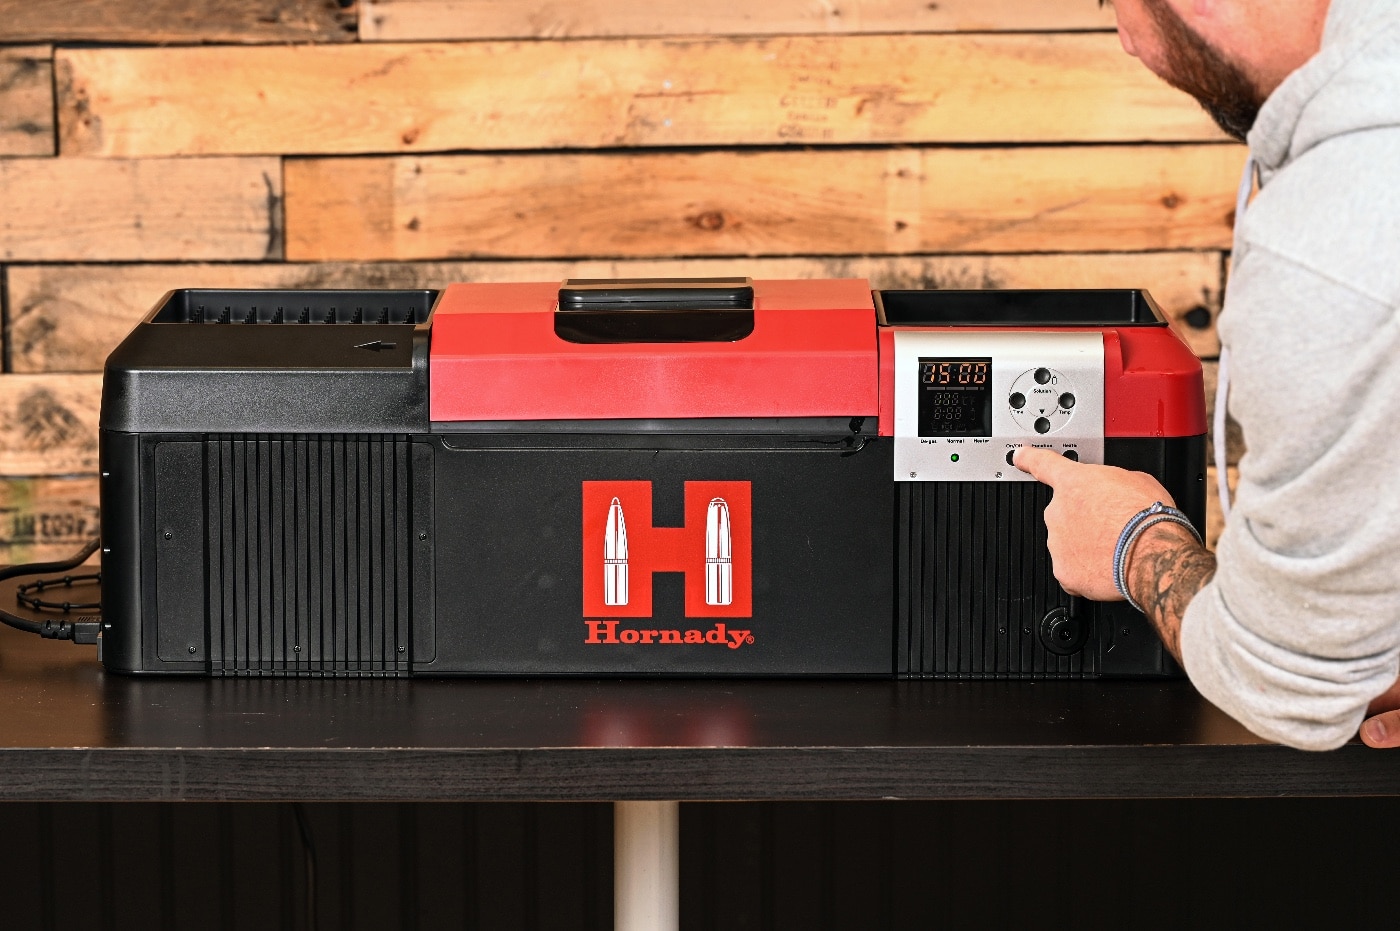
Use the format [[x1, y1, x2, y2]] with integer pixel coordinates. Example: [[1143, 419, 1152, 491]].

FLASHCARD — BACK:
[[430, 280, 878, 422]]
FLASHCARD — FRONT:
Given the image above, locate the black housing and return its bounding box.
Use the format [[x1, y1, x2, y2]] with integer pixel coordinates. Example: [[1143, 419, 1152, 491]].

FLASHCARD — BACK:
[[98, 288, 1203, 678]]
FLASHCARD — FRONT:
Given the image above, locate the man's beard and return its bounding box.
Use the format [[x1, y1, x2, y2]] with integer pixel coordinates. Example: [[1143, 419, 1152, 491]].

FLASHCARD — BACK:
[[1144, 0, 1263, 141]]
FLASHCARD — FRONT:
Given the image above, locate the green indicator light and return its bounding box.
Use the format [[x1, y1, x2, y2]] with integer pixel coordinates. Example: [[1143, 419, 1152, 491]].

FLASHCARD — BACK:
[[950, 454, 961, 463]]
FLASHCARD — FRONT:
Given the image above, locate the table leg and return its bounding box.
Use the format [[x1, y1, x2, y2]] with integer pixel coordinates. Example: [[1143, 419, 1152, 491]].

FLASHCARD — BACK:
[[614, 800, 679, 931]]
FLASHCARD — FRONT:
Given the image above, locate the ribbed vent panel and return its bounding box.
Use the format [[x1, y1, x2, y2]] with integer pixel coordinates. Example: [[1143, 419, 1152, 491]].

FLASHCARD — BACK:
[[154, 289, 436, 324], [897, 482, 1094, 678], [205, 435, 412, 677], [190, 302, 423, 324]]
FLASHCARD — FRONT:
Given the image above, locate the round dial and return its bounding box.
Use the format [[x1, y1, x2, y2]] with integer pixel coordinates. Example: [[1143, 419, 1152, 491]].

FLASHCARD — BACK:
[[1008, 367, 1077, 435]]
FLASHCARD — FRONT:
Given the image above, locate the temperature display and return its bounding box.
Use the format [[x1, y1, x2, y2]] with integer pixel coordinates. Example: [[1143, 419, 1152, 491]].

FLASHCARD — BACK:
[[917, 357, 993, 437]]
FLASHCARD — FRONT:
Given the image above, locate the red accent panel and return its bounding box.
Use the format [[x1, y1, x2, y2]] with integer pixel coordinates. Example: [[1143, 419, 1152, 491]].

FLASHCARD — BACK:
[[1103, 329, 1206, 437], [582, 481, 752, 619], [430, 280, 877, 422], [876, 326, 1205, 438], [878, 328, 896, 437]]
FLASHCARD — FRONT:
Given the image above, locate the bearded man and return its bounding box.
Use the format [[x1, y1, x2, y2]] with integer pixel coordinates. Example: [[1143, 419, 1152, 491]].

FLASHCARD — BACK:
[[1014, 0, 1400, 750]]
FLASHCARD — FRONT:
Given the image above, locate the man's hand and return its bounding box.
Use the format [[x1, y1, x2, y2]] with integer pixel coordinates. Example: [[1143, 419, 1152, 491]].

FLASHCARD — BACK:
[[1013, 447, 1215, 663], [1012, 447, 1179, 601], [1016, 449, 1400, 750], [1361, 676, 1400, 748]]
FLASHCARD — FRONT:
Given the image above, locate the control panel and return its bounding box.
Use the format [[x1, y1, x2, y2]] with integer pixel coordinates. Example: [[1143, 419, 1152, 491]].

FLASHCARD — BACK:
[[893, 331, 1104, 481]]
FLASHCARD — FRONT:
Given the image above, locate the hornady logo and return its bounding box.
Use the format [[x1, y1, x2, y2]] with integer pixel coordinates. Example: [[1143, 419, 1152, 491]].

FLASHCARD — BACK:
[[582, 481, 753, 648], [584, 620, 752, 650]]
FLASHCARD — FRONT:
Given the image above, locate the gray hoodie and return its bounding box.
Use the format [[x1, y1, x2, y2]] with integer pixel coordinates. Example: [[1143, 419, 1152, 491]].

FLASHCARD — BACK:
[[1180, 0, 1400, 750]]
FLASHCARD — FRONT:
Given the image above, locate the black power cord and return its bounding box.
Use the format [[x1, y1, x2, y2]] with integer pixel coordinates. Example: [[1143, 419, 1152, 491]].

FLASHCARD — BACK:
[[17, 573, 101, 611], [0, 537, 103, 643]]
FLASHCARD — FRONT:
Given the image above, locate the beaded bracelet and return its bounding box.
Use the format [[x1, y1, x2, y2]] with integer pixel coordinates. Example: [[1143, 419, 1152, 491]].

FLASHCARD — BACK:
[[1112, 502, 1203, 612]]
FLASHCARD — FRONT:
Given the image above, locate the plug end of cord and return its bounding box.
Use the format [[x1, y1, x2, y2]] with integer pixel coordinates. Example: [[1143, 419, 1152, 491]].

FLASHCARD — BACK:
[[39, 615, 103, 645]]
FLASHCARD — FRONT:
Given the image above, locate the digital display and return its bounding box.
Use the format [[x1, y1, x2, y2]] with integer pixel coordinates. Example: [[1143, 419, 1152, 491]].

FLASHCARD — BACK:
[[917, 357, 992, 437], [921, 359, 989, 387]]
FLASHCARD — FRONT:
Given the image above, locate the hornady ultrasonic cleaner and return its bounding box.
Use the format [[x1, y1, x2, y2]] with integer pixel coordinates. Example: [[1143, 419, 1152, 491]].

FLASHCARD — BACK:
[[97, 278, 1205, 678]]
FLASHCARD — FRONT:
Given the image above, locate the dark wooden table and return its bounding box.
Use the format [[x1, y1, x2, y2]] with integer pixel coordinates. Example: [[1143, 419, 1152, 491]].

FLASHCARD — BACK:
[[7, 573, 1398, 930], [1, 612, 1396, 803]]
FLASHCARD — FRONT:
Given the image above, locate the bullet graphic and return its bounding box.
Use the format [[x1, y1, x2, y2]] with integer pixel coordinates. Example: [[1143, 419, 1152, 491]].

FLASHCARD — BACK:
[[706, 497, 733, 606], [604, 497, 629, 606]]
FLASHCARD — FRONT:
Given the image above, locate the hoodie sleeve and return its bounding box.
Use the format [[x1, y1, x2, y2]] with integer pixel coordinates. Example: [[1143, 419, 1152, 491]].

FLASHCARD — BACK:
[[1181, 243, 1400, 751]]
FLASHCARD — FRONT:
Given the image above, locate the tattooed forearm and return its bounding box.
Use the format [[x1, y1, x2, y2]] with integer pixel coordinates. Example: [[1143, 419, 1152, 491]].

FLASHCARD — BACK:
[[1125, 522, 1217, 664]]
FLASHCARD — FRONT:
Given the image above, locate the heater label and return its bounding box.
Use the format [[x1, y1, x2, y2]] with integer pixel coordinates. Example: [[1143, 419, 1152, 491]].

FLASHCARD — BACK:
[[581, 481, 753, 625]]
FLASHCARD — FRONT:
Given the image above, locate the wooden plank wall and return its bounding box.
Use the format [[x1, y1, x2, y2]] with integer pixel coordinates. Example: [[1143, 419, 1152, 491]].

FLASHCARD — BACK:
[[0, 0, 1244, 562]]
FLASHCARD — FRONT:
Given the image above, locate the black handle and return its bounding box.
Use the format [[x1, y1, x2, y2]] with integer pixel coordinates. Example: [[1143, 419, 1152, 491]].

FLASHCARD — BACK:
[[555, 277, 755, 344]]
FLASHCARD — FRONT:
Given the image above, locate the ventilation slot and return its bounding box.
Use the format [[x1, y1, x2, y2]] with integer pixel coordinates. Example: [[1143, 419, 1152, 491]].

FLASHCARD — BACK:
[[897, 482, 1093, 678], [193, 303, 419, 325], [153, 289, 437, 325], [204, 435, 414, 677]]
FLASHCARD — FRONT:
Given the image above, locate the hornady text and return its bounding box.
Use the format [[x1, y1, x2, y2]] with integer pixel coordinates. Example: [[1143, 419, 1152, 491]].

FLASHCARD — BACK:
[[585, 620, 754, 649]]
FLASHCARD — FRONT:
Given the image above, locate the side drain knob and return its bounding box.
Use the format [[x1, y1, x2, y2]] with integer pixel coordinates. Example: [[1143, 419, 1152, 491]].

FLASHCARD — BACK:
[[1039, 606, 1089, 656]]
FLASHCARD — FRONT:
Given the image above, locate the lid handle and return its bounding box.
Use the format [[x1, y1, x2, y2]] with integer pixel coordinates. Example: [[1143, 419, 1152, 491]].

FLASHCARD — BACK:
[[555, 277, 755, 344]]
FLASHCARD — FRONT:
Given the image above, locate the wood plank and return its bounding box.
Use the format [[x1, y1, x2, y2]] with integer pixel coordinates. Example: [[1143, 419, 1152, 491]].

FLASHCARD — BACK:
[[285, 146, 1245, 261], [0, 46, 54, 157], [56, 34, 1225, 157], [0, 476, 100, 566], [0, 375, 101, 477], [360, 0, 1118, 41], [0, 158, 282, 262], [1175, 253, 1223, 357], [5, 252, 1222, 374], [0, 0, 355, 44]]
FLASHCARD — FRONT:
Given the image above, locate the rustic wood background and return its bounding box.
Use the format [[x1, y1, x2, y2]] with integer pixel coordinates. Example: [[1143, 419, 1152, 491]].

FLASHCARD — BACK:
[[0, 0, 1243, 563]]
